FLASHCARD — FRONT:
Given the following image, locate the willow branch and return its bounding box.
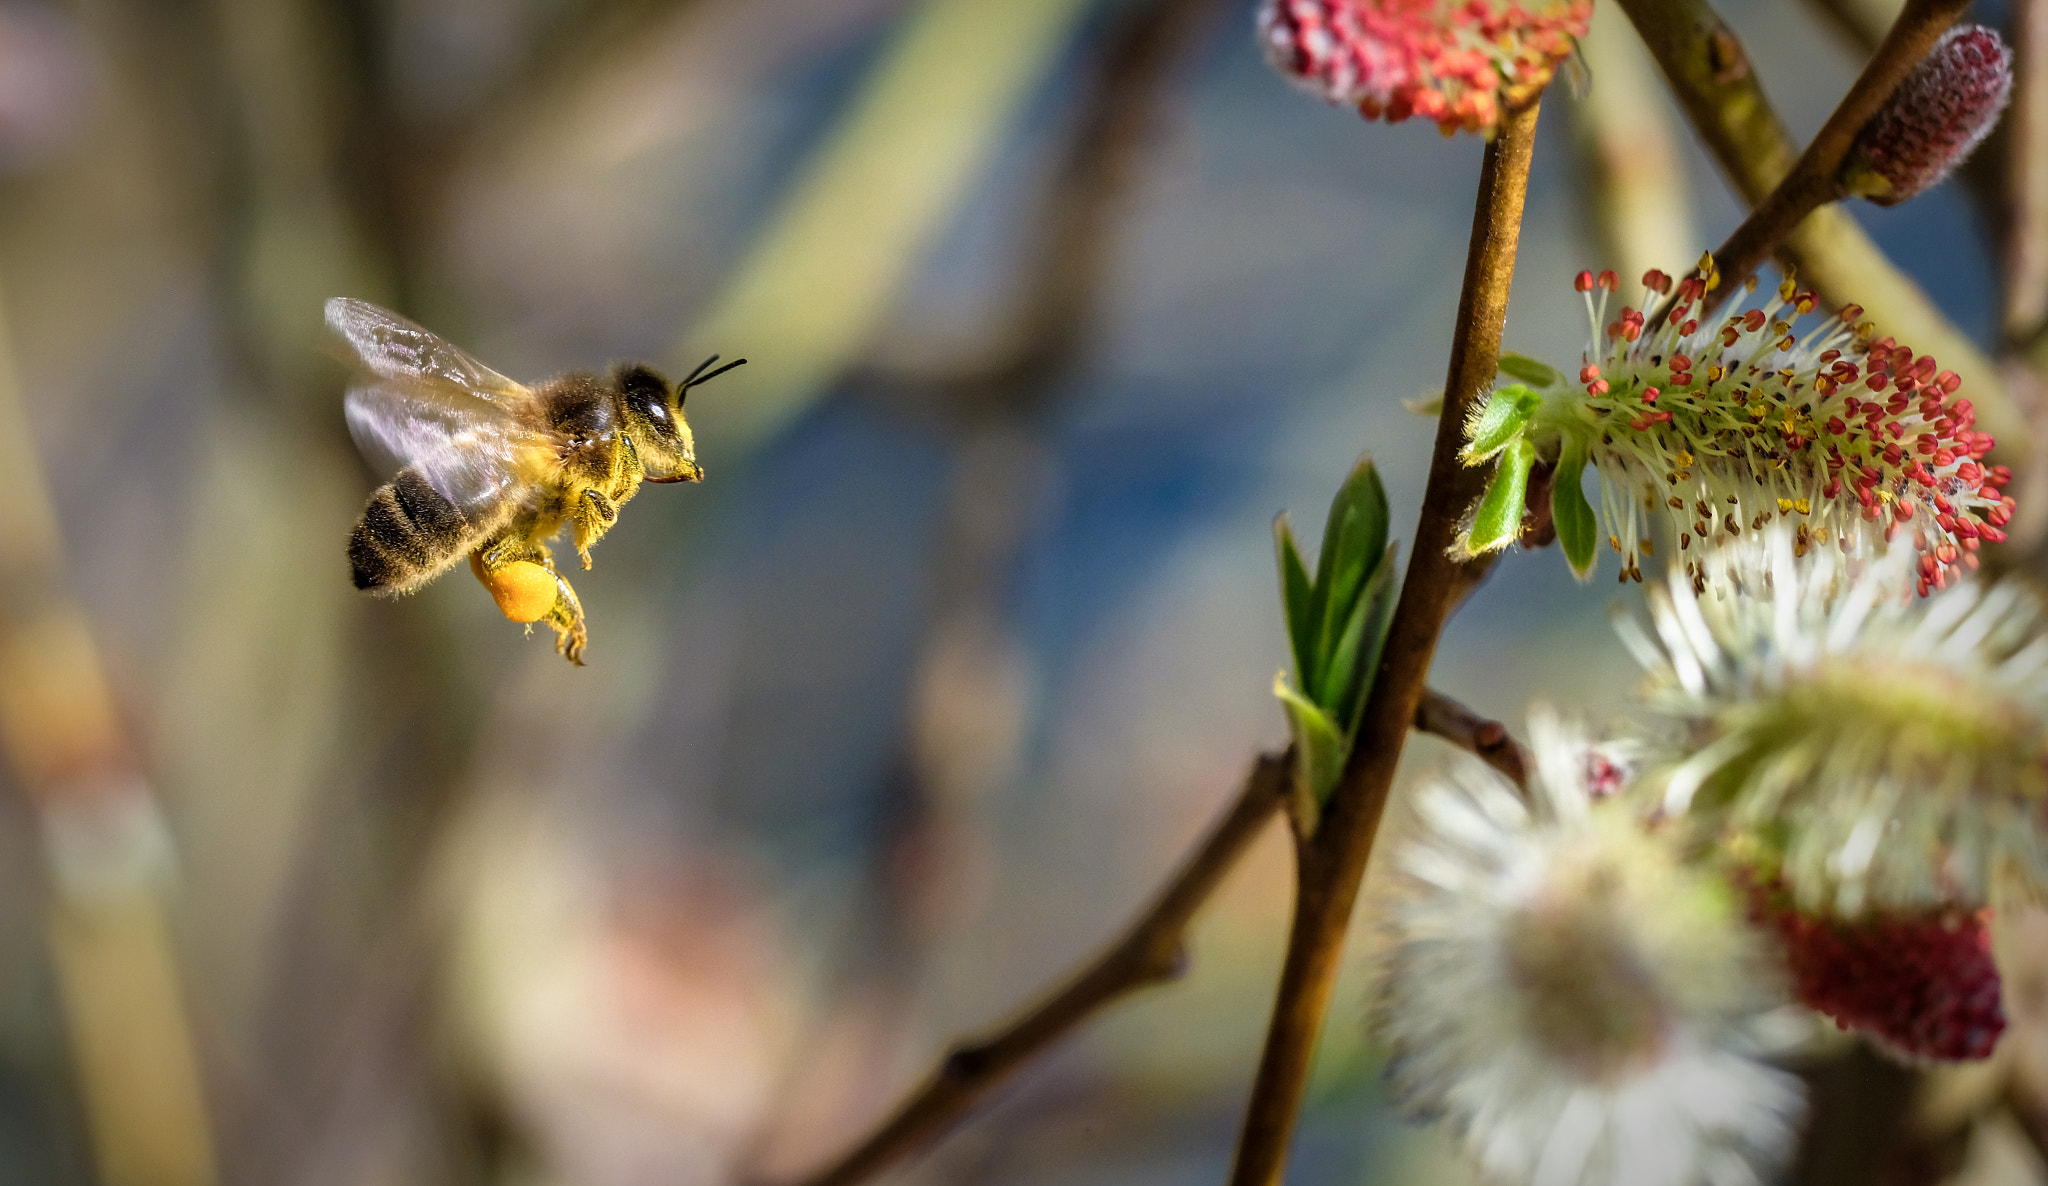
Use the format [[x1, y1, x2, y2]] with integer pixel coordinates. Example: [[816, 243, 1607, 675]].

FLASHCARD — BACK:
[[1617, 0, 2028, 460], [769, 686, 1524, 1186], [776, 749, 1290, 1186], [1702, 0, 1966, 298], [1415, 689, 1530, 791], [1227, 96, 1542, 1186], [2007, 0, 2048, 344]]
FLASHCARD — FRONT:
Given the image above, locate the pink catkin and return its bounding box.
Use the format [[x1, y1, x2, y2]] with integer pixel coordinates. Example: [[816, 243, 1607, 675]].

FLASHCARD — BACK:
[[1752, 883, 2004, 1063], [1256, 0, 1590, 135], [1849, 25, 2013, 206]]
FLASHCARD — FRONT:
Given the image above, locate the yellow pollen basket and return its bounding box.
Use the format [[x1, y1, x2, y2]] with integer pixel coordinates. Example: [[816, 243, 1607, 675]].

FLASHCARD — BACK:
[[470, 554, 558, 623]]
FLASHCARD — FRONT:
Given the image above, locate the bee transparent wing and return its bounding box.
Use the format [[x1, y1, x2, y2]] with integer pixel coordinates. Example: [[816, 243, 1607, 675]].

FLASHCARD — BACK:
[[343, 379, 536, 509], [325, 297, 530, 402], [327, 299, 559, 508]]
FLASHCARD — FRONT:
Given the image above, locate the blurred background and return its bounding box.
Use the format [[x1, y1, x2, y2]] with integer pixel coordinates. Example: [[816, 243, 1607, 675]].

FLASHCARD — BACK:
[[0, 0, 2029, 1183]]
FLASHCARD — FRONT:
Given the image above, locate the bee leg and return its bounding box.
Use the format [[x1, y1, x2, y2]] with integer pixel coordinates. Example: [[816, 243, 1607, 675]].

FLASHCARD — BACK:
[[573, 489, 620, 570], [472, 542, 588, 665], [540, 569, 589, 665]]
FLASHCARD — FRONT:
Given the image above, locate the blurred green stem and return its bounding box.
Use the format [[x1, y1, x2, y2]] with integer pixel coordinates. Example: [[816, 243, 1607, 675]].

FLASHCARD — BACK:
[[2006, 0, 2048, 346], [1227, 96, 1541, 1186], [1573, 4, 1698, 285], [0, 272, 219, 1186], [679, 0, 1096, 452]]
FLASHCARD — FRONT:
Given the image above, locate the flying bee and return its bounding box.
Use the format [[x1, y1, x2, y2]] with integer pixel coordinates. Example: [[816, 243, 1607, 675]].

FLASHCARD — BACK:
[[328, 297, 744, 665]]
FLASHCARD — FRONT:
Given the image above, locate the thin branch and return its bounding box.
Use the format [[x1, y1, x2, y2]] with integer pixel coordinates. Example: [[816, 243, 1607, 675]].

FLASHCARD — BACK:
[[2006, 0, 2048, 344], [773, 750, 1290, 1186], [1698, 0, 1966, 300], [1617, 0, 2029, 460], [767, 681, 1526, 1186], [1228, 96, 1544, 1186], [1800, 0, 2012, 265], [1415, 689, 1530, 791]]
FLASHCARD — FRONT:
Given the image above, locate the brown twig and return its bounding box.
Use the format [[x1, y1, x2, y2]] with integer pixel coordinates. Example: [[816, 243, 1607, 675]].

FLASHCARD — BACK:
[[1698, 0, 1966, 300], [1227, 96, 1542, 1186], [1617, 0, 2028, 460], [1800, 0, 2012, 266], [770, 682, 1531, 1186], [1415, 689, 1530, 791], [775, 749, 1290, 1186]]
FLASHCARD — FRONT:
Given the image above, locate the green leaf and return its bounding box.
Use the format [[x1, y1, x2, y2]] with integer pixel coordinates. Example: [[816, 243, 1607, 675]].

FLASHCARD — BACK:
[[1463, 436, 1537, 554], [1274, 514, 1317, 687], [1460, 385, 1543, 464], [1275, 673, 1346, 830], [1552, 438, 1600, 578], [1308, 459, 1389, 685], [1313, 540, 1394, 719], [1313, 571, 1369, 716], [1497, 351, 1564, 388], [1333, 544, 1399, 734]]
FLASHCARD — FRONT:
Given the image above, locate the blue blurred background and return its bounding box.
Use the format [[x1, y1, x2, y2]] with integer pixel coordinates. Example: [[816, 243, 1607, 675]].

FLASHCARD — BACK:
[[0, 0, 2016, 1183]]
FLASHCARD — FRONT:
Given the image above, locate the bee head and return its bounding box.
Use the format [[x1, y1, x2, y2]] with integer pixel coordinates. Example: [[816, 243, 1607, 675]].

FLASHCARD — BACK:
[[618, 356, 745, 484], [617, 363, 698, 481]]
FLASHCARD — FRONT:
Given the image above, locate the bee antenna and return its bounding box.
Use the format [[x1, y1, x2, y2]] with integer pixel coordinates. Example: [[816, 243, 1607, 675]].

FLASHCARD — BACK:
[[677, 355, 747, 404]]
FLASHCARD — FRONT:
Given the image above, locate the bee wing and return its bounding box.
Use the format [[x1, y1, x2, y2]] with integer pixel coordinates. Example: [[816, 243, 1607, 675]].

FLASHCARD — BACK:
[[327, 299, 560, 508], [344, 379, 542, 509], [325, 297, 530, 402]]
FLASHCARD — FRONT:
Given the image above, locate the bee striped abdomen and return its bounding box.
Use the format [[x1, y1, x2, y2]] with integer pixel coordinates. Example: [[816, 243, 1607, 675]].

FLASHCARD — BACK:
[[350, 468, 487, 593]]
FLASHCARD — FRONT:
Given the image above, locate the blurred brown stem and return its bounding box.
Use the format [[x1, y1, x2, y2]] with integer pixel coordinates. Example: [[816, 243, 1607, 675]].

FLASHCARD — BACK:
[[1226, 96, 1541, 1186], [1416, 690, 1530, 790]]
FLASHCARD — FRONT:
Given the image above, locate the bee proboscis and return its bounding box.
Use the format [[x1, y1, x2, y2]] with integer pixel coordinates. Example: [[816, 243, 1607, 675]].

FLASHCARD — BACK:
[[329, 297, 743, 664]]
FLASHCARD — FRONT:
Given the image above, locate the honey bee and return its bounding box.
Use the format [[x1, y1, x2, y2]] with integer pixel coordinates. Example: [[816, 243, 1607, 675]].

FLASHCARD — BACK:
[[329, 297, 743, 665]]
